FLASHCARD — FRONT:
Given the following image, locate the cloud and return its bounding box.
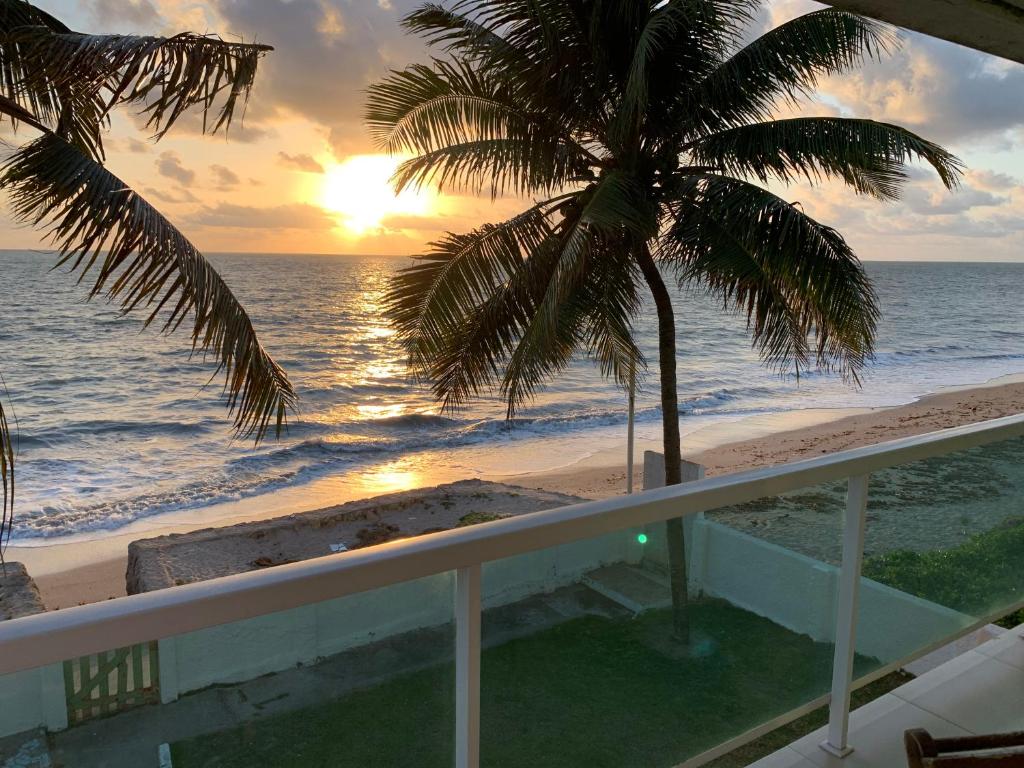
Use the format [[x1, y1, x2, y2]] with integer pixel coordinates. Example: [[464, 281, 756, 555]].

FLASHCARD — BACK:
[[210, 164, 241, 189], [191, 203, 338, 230], [144, 186, 200, 205], [277, 152, 325, 173], [817, 31, 1024, 145], [155, 151, 195, 185], [85, 0, 160, 32], [969, 169, 1021, 192], [903, 186, 1007, 216], [208, 0, 427, 155], [126, 137, 151, 154]]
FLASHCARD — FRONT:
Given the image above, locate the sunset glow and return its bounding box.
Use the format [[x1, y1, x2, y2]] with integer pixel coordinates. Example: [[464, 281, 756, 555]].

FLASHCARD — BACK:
[[320, 155, 435, 235]]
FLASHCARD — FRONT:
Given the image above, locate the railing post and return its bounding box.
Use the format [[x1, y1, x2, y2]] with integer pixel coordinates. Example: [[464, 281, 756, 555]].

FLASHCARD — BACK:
[[821, 473, 870, 758], [626, 362, 636, 494], [456, 565, 482, 768]]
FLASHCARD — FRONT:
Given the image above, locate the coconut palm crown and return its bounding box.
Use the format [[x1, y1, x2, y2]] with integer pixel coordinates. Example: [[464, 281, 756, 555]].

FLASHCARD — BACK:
[[368, 0, 962, 638], [0, 0, 296, 547]]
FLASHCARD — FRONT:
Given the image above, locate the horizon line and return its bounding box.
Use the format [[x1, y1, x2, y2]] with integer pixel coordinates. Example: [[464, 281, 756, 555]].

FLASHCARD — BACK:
[[0, 247, 1022, 265]]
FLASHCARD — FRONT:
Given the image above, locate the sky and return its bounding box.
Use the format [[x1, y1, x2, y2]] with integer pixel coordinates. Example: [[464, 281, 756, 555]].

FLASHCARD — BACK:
[[3, 0, 1024, 261]]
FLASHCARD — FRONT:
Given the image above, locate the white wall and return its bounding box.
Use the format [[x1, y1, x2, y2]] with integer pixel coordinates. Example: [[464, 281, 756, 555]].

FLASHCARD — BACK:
[[0, 664, 67, 738], [694, 519, 975, 663]]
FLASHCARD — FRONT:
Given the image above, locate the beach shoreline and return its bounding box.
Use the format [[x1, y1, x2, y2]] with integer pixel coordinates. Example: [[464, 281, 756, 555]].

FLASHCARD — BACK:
[[12, 375, 1024, 610]]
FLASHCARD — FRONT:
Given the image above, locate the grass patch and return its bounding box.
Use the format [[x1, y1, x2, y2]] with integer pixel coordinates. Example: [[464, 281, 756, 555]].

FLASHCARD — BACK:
[[171, 600, 877, 768], [863, 518, 1024, 630], [704, 671, 913, 768]]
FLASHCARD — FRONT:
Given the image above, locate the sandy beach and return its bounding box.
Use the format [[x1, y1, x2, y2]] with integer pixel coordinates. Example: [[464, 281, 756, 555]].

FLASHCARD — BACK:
[[13, 377, 1024, 610]]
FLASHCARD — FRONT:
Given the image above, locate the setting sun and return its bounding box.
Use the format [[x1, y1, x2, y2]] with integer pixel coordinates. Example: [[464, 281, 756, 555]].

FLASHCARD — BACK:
[[320, 154, 435, 235]]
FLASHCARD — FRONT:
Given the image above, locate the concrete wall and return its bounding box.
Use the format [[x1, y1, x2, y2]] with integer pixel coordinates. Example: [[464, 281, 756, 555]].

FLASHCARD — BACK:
[[0, 664, 67, 738], [695, 519, 975, 663]]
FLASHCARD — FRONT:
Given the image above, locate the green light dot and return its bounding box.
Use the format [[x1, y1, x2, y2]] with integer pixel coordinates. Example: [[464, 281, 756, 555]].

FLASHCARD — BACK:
[[637, 533, 648, 545]]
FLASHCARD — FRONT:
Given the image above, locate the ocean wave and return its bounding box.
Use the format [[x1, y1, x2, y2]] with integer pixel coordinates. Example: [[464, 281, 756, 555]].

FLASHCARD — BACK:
[[17, 467, 303, 538], [15, 419, 215, 448]]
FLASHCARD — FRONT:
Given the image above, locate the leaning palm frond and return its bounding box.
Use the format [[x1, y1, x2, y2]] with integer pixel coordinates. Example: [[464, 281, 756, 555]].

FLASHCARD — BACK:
[[687, 117, 963, 199], [388, 199, 561, 395], [0, 134, 296, 440], [7, 26, 270, 142]]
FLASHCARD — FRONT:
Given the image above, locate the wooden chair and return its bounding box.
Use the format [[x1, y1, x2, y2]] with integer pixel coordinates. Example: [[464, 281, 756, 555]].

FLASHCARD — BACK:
[[905, 729, 1024, 767]]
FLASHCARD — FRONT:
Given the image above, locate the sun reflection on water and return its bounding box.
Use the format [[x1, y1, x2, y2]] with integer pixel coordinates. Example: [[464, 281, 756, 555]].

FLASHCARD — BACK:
[[357, 459, 422, 496]]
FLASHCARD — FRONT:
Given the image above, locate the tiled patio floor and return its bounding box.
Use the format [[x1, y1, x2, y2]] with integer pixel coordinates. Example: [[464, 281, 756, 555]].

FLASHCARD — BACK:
[[748, 623, 1024, 768]]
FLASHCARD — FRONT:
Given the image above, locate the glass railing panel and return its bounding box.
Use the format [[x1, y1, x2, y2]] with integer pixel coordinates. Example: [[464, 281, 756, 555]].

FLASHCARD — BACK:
[[0, 571, 456, 768], [855, 434, 1024, 673], [479, 497, 845, 768]]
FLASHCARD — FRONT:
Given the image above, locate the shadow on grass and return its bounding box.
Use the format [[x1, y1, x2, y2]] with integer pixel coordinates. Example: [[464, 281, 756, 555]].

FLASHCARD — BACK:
[[171, 599, 880, 768]]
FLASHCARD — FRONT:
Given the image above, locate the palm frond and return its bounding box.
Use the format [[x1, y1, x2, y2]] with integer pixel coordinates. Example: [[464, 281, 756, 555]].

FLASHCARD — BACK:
[[7, 26, 270, 140], [0, 134, 296, 440], [686, 9, 897, 135], [662, 176, 879, 381], [533, 171, 654, 333], [612, 1, 694, 144], [0, 0, 106, 156], [687, 117, 963, 199], [366, 59, 595, 195], [581, 243, 644, 387], [401, 1, 606, 135], [389, 199, 578, 410], [387, 198, 562, 382], [394, 137, 589, 197]]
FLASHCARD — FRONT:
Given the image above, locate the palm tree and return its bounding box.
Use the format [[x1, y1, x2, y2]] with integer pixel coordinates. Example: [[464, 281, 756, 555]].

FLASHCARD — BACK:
[[367, 0, 961, 643], [0, 1, 296, 548]]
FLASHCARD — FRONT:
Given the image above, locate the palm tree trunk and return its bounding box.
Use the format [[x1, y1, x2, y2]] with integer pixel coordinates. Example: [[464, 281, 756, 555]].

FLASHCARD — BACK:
[[636, 244, 689, 644]]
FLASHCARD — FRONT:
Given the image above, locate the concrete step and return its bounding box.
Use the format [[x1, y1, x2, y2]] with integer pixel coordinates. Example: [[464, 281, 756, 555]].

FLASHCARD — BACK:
[[582, 563, 671, 614]]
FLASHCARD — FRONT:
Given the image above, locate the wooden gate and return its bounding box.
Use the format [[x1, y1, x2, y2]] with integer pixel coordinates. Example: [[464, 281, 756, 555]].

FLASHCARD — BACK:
[[63, 641, 160, 724]]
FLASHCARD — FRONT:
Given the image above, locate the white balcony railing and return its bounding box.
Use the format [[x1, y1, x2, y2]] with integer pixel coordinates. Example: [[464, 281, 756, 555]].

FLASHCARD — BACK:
[[1, 413, 1023, 766]]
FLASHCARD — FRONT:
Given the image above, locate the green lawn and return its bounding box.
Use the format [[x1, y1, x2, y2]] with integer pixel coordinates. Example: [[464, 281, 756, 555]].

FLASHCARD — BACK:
[[703, 671, 912, 768], [864, 517, 1024, 630], [171, 599, 879, 768]]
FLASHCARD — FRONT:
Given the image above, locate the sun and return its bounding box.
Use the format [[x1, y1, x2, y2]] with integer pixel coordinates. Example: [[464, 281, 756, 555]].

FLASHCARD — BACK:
[[320, 155, 435, 235]]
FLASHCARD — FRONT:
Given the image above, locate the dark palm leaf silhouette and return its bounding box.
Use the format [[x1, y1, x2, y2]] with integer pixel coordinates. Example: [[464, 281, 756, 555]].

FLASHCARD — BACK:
[[0, 0, 296, 549], [368, 0, 962, 641]]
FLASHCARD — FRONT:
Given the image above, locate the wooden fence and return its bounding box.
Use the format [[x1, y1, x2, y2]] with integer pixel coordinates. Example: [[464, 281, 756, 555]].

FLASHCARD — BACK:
[[63, 642, 160, 724]]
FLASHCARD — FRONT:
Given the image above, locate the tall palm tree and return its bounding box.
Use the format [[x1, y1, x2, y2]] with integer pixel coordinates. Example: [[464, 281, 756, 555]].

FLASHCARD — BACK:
[[0, 1, 296, 548], [367, 0, 961, 642]]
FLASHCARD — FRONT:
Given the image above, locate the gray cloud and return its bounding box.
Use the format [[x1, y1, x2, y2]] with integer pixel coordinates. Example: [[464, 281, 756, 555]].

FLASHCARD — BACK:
[[126, 137, 151, 154], [210, 0, 426, 155], [156, 151, 195, 185], [144, 186, 200, 205], [192, 203, 337, 230], [903, 186, 1007, 216], [210, 164, 241, 189], [277, 152, 325, 173], [85, 0, 160, 32], [822, 31, 1024, 145]]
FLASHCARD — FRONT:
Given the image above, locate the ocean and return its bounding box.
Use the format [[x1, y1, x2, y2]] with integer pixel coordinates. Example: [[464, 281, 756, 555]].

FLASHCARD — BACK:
[[2, 251, 1023, 541]]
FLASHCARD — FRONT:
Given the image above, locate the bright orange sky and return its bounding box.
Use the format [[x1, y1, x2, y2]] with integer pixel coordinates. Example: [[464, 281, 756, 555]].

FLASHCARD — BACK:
[[2, 0, 1023, 261]]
